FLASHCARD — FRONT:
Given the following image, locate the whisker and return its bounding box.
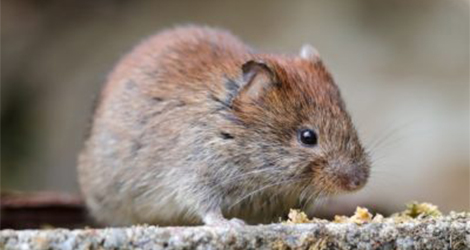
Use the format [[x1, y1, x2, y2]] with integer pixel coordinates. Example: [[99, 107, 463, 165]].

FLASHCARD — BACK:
[[365, 121, 415, 160], [301, 189, 318, 211], [208, 168, 285, 190], [228, 178, 302, 209]]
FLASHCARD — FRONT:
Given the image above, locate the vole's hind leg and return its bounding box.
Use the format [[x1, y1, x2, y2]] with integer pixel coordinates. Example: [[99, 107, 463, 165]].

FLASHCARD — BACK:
[[202, 210, 246, 227]]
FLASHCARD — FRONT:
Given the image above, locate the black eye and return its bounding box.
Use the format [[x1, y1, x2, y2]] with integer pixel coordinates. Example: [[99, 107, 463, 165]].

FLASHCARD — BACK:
[[298, 129, 318, 146]]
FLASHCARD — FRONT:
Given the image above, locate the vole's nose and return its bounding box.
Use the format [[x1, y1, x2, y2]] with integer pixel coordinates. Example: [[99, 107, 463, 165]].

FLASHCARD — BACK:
[[347, 165, 369, 191], [342, 174, 366, 191], [333, 162, 369, 192]]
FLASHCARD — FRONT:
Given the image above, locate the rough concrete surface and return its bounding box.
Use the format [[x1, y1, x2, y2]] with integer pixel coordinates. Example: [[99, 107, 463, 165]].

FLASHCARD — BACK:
[[1, 213, 469, 250]]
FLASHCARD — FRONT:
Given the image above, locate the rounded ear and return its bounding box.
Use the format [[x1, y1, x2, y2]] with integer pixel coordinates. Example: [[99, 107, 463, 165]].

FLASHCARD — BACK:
[[299, 44, 320, 63], [235, 60, 276, 104]]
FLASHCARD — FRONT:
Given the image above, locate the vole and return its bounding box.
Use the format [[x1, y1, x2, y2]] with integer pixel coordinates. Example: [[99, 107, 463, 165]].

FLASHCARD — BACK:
[[78, 26, 370, 226]]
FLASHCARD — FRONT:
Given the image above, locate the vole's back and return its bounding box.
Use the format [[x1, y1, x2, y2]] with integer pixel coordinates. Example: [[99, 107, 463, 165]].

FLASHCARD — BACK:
[[105, 26, 251, 100], [78, 27, 252, 226]]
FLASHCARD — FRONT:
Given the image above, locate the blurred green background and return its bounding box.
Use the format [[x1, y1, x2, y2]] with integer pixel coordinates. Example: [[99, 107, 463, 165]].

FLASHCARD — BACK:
[[1, 0, 469, 216]]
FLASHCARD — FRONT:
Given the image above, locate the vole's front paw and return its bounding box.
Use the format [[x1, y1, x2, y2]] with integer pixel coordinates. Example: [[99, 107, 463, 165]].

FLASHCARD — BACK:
[[225, 218, 246, 227], [202, 212, 246, 228]]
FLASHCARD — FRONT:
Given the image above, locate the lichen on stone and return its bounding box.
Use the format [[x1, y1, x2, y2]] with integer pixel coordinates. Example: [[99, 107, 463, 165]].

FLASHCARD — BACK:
[[285, 202, 445, 225], [402, 201, 442, 218]]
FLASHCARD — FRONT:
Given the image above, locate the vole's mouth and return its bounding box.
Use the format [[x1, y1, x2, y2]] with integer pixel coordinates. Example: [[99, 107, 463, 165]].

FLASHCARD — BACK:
[[335, 168, 369, 192], [310, 162, 369, 194]]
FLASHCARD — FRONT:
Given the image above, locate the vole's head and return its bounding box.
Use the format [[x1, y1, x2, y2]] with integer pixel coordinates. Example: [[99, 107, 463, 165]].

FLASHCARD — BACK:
[[228, 45, 370, 195]]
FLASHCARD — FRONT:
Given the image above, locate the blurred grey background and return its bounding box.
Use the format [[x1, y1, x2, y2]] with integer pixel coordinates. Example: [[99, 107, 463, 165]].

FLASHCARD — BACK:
[[1, 0, 469, 216]]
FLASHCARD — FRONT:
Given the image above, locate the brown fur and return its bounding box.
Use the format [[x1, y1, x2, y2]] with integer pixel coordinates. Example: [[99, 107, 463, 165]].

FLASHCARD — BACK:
[[78, 25, 370, 226]]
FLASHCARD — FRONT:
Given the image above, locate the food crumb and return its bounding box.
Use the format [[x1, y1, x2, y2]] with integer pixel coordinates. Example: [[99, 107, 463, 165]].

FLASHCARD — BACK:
[[285, 209, 311, 224], [351, 207, 373, 224], [333, 207, 373, 224], [371, 213, 384, 223]]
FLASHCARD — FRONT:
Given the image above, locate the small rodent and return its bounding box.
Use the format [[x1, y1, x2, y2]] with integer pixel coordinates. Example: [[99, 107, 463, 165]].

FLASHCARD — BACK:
[[78, 26, 370, 226]]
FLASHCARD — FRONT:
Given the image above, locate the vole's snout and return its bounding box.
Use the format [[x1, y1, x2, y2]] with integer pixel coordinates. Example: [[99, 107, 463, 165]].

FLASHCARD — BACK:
[[335, 162, 369, 192], [315, 159, 370, 194], [340, 165, 369, 191]]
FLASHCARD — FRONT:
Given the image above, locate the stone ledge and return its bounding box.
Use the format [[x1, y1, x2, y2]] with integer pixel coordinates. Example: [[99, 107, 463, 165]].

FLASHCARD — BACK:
[[1, 214, 469, 250]]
